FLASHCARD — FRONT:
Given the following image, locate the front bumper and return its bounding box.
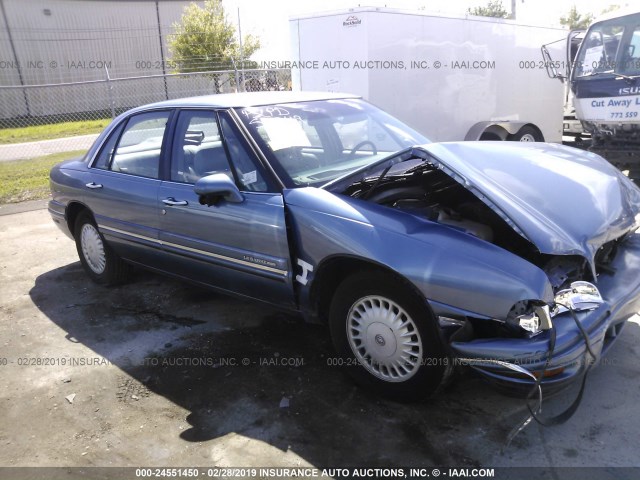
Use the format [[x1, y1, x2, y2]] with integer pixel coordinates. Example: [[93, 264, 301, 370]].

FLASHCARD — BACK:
[[448, 233, 640, 393]]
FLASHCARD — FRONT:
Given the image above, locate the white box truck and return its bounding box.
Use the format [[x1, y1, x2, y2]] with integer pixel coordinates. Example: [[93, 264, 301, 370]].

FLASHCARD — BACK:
[[289, 7, 566, 143]]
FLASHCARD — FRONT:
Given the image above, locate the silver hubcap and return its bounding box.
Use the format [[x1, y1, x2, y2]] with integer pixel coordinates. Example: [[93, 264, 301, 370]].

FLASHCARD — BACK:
[[347, 295, 423, 382], [519, 133, 536, 142], [80, 223, 106, 274]]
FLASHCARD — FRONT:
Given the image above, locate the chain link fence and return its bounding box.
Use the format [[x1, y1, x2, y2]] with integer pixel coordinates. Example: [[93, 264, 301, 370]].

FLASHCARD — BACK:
[[0, 67, 291, 161]]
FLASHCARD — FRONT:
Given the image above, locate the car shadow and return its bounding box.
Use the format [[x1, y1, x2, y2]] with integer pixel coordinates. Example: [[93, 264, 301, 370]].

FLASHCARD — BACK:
[[30, 262, 558, 467]]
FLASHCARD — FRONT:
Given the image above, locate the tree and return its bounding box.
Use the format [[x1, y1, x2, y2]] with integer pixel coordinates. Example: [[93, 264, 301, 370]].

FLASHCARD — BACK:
[[168, 0, 260, 73], [559, 6, 594, 30], [467, 1, 509, 19], [600, 4, 620, 15]]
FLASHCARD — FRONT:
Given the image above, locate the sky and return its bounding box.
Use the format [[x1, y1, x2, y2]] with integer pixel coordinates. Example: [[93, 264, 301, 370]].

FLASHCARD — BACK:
[[221, 0, 640, 61]]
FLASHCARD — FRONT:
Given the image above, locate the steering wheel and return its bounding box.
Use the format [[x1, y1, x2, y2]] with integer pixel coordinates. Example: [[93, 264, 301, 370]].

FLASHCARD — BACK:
[[277, 146, 321, 171], [348, 140, 378, 157]]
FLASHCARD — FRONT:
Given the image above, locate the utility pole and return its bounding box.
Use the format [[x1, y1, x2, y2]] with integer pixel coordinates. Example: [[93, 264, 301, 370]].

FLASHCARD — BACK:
[[237, 7, 244, 65], [237, 7, 244, 90], [155, 0, 169, 100], [512, 0, 524, 20]]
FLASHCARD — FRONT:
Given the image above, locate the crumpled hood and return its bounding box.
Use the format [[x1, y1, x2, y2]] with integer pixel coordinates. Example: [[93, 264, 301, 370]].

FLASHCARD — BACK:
[[419, 142, 640, 270]]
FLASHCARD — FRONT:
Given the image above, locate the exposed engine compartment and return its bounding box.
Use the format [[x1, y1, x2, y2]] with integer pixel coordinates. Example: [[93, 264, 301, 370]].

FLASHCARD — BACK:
[[341, 159, 620, 294]]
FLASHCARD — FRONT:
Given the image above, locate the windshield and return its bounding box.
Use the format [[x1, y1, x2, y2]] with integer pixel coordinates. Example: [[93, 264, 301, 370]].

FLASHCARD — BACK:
[[574, 12, 640, 78], [234, 98, 429, 187]]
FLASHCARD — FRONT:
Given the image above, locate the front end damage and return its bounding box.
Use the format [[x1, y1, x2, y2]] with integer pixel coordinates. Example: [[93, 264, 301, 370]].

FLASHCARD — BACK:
[[443, 234, 640, 392], [332, 141, 640, 391]]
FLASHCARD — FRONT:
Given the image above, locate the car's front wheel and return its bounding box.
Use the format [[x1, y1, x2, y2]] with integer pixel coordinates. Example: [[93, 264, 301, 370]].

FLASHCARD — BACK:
[[74, 211, 131, 285], [329, 271, 449, 401]]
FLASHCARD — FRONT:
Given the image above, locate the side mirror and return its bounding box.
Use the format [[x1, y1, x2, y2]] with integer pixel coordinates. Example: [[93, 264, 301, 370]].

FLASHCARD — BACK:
[[541, 44, 565, 82], [194, 173, 244, 206]]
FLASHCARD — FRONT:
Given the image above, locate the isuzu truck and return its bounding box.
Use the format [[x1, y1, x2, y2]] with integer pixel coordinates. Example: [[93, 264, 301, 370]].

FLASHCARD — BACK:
[[570, 9, 640, 174]]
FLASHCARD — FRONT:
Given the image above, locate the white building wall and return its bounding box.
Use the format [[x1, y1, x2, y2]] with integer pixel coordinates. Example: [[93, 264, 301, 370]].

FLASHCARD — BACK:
[[0, 0, 201, 118]]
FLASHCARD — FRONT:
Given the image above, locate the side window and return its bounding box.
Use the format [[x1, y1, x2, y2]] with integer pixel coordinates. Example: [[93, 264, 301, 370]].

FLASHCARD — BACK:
[[219, 113, 271, 192], [109, 111, 170, 179], [623, 27, 640, 75], [93, 123, 124, 170], [170, 111, 230, 183]]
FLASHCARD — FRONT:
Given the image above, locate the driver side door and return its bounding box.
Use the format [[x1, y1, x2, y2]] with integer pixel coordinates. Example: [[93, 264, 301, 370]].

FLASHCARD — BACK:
[[157, 109, 295, 307]]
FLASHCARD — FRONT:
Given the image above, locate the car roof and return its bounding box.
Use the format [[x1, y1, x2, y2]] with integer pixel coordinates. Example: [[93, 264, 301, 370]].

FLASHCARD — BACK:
[[140, 91, 362, 110]]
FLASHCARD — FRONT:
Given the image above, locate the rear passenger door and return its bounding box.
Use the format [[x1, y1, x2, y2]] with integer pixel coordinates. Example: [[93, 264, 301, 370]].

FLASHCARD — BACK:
[[86, 110, 172, 264], [157, 109, 295, 307]]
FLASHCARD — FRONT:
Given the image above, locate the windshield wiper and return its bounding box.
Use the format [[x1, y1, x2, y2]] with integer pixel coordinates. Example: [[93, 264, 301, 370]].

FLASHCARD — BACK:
[[615, 73, 640, 83], [584, 70, 615, 78], [321, 147, 432, 191], [583, 70, 640, 82], [362, 164, 393, 200], [361, 155, 433, 199], [320, 147, 413, 190]]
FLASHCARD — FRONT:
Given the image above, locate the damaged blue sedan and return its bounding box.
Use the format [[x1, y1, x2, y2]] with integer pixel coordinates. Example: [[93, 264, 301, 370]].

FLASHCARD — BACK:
[[49, 92, 640, 400]]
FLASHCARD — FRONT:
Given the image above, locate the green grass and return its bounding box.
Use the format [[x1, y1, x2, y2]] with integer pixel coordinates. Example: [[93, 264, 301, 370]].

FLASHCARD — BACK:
[[0, 150, 86, 204], [0, 118, 110, 144]]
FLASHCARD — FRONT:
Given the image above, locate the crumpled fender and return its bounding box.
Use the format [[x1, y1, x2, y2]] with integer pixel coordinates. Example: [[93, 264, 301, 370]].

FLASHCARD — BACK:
[[284, 187, 553, 321]]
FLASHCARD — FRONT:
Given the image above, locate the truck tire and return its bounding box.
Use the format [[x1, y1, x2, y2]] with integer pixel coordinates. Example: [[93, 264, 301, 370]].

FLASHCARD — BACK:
[[509, 126, 543, 142], [74, 211, 131, 285], [329, 271, 449, 401]]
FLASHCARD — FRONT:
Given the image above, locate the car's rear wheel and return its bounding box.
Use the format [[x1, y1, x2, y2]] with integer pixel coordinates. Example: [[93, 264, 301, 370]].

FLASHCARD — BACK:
[[74, 211, 131, 285], [329, 271, 449, 401]]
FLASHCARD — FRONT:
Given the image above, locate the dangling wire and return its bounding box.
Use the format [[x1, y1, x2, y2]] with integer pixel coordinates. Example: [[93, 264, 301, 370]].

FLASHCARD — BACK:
[[503, 323, 556, 450], [455, 303, 600, 451], [503, 302, 598, 450]]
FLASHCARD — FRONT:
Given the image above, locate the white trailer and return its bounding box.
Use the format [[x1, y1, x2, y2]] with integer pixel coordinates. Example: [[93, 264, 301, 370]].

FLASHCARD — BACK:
[[289, 7, 565, 143]]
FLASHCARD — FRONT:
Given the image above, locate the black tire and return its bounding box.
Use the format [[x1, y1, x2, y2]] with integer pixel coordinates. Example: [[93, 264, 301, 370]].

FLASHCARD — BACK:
[[508, 126, 543, 142], [329, 271, 449, 401], [74, 210, 131, 285]]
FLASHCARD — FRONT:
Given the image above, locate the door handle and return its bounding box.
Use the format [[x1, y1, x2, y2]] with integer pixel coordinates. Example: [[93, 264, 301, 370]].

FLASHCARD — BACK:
[[85, 182, 103, 189], [162, 197, 188, 206]]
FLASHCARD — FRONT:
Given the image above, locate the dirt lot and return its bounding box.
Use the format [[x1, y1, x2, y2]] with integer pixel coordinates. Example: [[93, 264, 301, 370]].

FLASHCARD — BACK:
[[1, 207, 640, 476]]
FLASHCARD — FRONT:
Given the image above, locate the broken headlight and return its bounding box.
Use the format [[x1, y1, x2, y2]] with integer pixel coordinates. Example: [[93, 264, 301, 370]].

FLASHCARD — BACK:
[[553, 281, 604, 316], [516, 312, 541, 335], [506, 303, 552, 337]]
